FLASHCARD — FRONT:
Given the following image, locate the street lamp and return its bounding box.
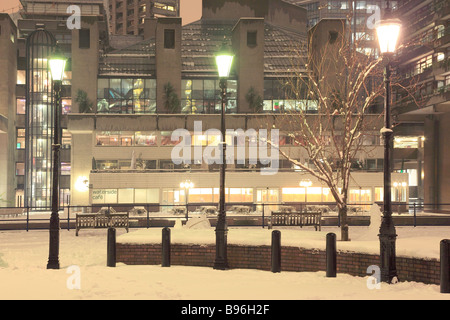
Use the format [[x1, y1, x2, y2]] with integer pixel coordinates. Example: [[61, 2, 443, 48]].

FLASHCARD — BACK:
[[47, 46, 67, 270], [376, 3, 401, 283], [299, 180, 313, 205], [180, 180, 194, 218], [214, 40, 234, 270]]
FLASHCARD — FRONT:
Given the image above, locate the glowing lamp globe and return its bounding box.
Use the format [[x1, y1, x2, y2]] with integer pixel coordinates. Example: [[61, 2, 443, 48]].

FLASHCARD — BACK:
[[376, 18, 402, 54], [49, 48, 67, 81], [215, 42, 234, 78]]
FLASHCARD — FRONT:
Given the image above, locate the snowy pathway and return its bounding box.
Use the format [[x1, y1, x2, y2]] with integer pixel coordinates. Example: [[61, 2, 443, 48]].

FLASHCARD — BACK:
[[0, 227, 449, 300]]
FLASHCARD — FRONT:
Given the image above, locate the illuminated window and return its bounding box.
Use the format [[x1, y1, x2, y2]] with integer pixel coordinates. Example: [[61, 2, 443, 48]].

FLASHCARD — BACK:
[[306, 187, 322, 202], [161, 131, 183, 146], [192, 134, 207, 146], [97, 78, 156, 114], [16, 163, 25, 176], [17, 129, 26, 149], [162, 188, 185, 205], [17, 99, 26, 115], [181, 79, 237, 114], [17, 70, 26, 85], [256, 188, 279, 203], [322, 188, 335, 202], [282, 188, 306, 202], [135, 131, 157, 146], [92, 189, 118, 204], [188, 188, 214, 203], [229, 188, 253, 203], [118, 189, 134, 204], [394, 136, 419, 149], [61, 162, 71, 176], [134, 188, 159, 203]]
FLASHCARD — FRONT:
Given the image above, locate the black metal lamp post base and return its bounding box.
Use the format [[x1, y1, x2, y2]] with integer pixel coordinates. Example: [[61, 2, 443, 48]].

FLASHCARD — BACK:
[[379, 216, 398, 283], [214, 227, 229, 270], [47, 215, 60, 269]]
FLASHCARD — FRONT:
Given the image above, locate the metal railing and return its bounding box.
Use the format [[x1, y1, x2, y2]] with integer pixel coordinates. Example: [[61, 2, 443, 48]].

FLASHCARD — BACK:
[[1, 201, 449, 231]]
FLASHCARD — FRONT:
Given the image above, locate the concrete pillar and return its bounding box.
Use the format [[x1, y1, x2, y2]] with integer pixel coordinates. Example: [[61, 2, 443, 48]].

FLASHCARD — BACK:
[[70, 133, 92, 206], [71, 21, 100, 113], [144, 17, 157, 39], [232, 18, 265, 113], [423, 115, 439, 207], [0, 14, 17, 206], [155, 17, 182, 113]]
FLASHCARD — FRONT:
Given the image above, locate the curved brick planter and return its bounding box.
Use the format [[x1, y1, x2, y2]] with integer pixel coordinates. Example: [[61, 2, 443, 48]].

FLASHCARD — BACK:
[[116, 243, 440, 285]]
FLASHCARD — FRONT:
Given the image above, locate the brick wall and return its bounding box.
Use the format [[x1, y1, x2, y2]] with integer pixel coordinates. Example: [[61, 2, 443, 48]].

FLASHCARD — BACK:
[[116, 243, 440, 285]]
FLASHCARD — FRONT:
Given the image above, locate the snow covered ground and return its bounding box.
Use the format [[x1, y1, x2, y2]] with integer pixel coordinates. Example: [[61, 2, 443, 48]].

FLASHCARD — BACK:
[[0, 226, 449, 300]]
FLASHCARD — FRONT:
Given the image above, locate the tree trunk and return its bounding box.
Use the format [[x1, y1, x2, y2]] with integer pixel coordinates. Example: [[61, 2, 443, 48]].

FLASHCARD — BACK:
[[339, 204, 349, 241]]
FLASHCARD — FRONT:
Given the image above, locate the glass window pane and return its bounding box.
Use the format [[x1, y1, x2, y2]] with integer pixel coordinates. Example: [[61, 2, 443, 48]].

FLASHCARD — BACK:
[[135, 131, 157, 146], [181, 79, 192, 99], [227, 80, 237, 98], [17, 99, 26, 114], [110, 79, 121, 98], [135, 189, 147, 203], [122, 79, 133, 98], [98, 79, 109, 98], [263, 100, 273, 112], [118, 189, 134, 203], [282, 187, 305, 202], [62, 99, 71, 114], [16, 162, 25, 176], [192, 80, 203, 99], [17, 70, 26, 85], [204, 80, 215, 99]]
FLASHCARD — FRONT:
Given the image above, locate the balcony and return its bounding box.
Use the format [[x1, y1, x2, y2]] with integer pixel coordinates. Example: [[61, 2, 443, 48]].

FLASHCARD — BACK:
[[435, 0, 450, 20], [394, 86, 450, 116], [434, 30, 450, 49]]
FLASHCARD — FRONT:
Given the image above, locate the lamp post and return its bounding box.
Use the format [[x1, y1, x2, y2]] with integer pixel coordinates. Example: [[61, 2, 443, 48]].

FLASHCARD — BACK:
[[214, 41, 234, 270], [376, 4, 401, 283], [299, 180, 313, 205], [180, 180, 194, 218], [47, 46, 67, 270]]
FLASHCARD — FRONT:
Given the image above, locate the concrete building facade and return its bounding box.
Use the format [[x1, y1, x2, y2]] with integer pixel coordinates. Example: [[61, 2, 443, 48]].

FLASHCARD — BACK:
[[394, 0, 449, 205], [108, 0, 179, 36], [0, 14, 18, 207], [0, 0, 423, 211]]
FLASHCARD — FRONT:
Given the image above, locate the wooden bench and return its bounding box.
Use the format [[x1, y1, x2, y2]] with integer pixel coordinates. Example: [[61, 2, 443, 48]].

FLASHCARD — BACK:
[[268, 211, 322, 231], [76, 212, 129, 236], [0, 208, 25, 218]]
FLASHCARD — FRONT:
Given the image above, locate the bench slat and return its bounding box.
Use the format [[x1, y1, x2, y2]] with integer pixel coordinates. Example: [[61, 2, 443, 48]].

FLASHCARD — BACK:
[[269, 211, 322, 231], [76, 213, 129, 236]]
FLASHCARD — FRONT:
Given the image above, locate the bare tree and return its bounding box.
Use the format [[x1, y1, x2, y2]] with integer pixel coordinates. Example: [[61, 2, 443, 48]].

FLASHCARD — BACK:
[[263, 18, 390, 241], [263, 12, 424, 241]]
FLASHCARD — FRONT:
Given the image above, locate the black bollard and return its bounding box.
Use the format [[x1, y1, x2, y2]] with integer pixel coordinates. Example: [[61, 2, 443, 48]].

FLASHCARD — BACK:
[[441, 240, 450, 293], [107, 227, 116, 267], [162, 227, 171, 267], [271, 230, 281, 273], [326, 233, 337, 278]]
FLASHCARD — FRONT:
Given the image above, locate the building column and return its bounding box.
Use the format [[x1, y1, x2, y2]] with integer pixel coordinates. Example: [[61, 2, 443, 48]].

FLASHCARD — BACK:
[[232, 18, 265, 113], [155, 17, 182, 114]]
